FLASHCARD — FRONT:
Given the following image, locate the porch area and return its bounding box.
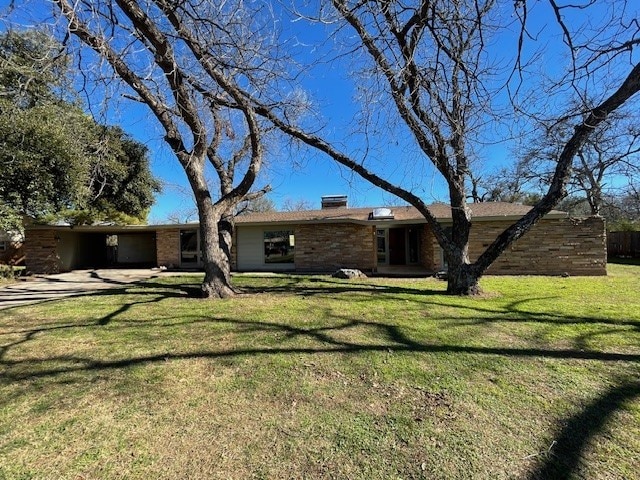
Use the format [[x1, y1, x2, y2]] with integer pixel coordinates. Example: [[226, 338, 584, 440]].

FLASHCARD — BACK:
[[373, 265, 435, 277]]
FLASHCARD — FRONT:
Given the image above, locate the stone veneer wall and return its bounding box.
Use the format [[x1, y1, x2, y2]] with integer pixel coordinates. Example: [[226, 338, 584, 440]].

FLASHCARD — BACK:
[[294, 223, 376, 272], [469, 217, 606, 275], [156, 228, 181, 268], [24, 229, 61, 274], [419, 223, 440, 270]]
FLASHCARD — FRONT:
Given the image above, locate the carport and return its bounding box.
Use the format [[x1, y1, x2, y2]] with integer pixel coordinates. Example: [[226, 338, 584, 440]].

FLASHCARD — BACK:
[[25, 225, 159, 273]]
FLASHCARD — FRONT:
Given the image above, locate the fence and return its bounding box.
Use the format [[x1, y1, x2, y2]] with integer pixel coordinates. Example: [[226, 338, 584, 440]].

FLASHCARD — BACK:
[[607, 231, 640, 257]]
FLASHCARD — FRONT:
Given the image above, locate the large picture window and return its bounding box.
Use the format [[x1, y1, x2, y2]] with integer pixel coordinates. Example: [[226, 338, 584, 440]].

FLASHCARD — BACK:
[[264, 230, 295, 264]]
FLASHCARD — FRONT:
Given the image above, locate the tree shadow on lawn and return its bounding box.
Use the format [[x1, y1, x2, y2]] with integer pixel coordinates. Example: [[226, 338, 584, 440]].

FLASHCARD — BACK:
[[2, 276, 638, 369], [239, 276, 640, 329], [2, 315, 639, 383], [2, 303, 639, 478], [5, 273, 638, 332], [0, 280, 198, 361], [527, 377, 640, 480]]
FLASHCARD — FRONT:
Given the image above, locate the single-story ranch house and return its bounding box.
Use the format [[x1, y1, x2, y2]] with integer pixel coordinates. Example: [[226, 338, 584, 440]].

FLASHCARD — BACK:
[[24, 197, 607, 276]]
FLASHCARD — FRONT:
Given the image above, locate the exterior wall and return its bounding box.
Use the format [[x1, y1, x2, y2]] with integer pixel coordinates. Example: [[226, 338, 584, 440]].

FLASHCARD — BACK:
[[417, 217, 606, 275], [295, 223, 376, 272], [23, 216, 605, 276], [24, 229, 61, 273], [118, 234, 157, 264], [156, 228, 181, 268], [469, 217, 606, 275], [56, 231, 82, 271], [419, 223, 439, 270]]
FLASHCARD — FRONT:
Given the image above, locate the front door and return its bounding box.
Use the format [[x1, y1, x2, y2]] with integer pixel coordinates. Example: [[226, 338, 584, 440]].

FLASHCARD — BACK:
[[389, 228, 406, 265]]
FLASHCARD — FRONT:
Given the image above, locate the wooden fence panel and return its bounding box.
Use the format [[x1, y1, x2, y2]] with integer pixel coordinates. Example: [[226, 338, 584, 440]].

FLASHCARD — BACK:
[[607, 231, 640, 257]]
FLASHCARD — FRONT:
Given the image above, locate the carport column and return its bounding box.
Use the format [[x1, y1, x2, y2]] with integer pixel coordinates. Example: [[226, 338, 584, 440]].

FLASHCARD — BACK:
[[24, 229, 61, 274]]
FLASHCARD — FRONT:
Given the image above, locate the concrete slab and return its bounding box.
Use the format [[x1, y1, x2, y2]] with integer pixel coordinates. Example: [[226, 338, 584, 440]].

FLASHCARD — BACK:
[[0, 269, 165, 310]]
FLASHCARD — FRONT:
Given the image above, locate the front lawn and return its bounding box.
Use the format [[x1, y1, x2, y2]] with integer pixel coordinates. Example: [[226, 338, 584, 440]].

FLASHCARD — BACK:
[[1, 265, 638, 479]]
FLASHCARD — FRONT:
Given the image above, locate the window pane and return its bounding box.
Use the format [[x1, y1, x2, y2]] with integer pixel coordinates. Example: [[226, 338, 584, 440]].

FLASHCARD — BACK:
[[264, 230, 294, 263], [180, 230, 198, 264], [376, 229, 386, 263]]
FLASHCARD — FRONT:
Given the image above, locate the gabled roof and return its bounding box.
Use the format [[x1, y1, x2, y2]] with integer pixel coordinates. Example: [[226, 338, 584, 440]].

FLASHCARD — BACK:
[[235, 202, 567, 226]]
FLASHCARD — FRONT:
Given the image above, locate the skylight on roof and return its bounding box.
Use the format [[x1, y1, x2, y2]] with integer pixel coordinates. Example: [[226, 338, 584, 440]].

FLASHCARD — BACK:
[[370, 208, 394, 220]]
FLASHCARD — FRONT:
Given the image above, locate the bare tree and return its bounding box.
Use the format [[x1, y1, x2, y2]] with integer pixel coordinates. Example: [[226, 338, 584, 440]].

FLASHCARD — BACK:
[[518, 109, 640, 216], [281, 198, 315, 211], [236, 195, 277, 215], [251, 0, 640, 294], [50, 0, 284, 298], [478, 105, 640, 221]]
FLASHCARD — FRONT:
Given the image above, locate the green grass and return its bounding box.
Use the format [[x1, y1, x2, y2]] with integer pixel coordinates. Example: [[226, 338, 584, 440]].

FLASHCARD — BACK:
[[1, 265, 639, 479]]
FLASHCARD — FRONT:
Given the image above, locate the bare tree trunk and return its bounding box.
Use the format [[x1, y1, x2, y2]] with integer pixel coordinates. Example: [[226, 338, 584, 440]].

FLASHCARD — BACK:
[[218, 210, 234, 265], [446, 186, 480, 294], [446, 261, 480, 295], [198, 202, 236, 299]]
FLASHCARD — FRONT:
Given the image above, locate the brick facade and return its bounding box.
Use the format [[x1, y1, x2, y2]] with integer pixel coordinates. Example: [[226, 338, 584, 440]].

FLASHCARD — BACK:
[[156, 228, 181, 268], [23, 214, 606, 276], [24, 229, 61, 274], [471, 217, 606, 275], [417, 217, 606, 276], [294, 223, 376, 272], [419, 223, 440, 270]]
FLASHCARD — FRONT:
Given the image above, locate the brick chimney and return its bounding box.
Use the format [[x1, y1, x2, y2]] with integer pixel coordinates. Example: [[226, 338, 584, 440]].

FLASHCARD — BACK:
[[321, 195, 348, 209]]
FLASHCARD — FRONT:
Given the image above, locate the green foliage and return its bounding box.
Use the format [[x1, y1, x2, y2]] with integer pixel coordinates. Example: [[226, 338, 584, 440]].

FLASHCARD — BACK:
[[0, 29, 70, 107], [0, 99, 92, 217], [0, 264, 17, 281], [0, 30, 160, 226], [0, 203, 23, 236], [608, 219, 640, 232]]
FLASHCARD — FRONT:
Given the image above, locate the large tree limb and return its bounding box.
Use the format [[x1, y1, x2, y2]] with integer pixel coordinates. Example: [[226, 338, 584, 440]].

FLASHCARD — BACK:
[[473, 61, 640, 273]]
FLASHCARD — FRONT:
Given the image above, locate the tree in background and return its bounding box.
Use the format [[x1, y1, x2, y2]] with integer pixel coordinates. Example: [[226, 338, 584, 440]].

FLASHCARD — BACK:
[[477, 108, 639, 224], [0, 30, 160, 227], [281, 198, 315, 212], [236, 196, 276, 215]]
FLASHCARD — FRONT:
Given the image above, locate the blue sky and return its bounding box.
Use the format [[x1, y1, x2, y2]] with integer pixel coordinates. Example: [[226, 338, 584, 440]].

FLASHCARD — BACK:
[[2, 0, 637, 223]]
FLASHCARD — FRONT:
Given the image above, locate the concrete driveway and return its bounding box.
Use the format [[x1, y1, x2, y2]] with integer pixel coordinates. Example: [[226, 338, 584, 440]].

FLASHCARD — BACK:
[[0, 269, 165, 310]]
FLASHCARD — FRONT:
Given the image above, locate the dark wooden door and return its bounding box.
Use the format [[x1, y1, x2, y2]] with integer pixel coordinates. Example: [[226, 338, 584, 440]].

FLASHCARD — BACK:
[[389, 228, 406, 265]]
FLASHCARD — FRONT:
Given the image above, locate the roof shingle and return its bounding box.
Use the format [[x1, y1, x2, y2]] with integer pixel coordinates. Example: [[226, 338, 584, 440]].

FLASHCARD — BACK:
[[235, 202, 567, 225]]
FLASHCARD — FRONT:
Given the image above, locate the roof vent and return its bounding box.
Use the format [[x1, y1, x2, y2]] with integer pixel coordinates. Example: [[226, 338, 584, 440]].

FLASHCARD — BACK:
[[370, 208, 394, 220], [321, 195, 348, 209]]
